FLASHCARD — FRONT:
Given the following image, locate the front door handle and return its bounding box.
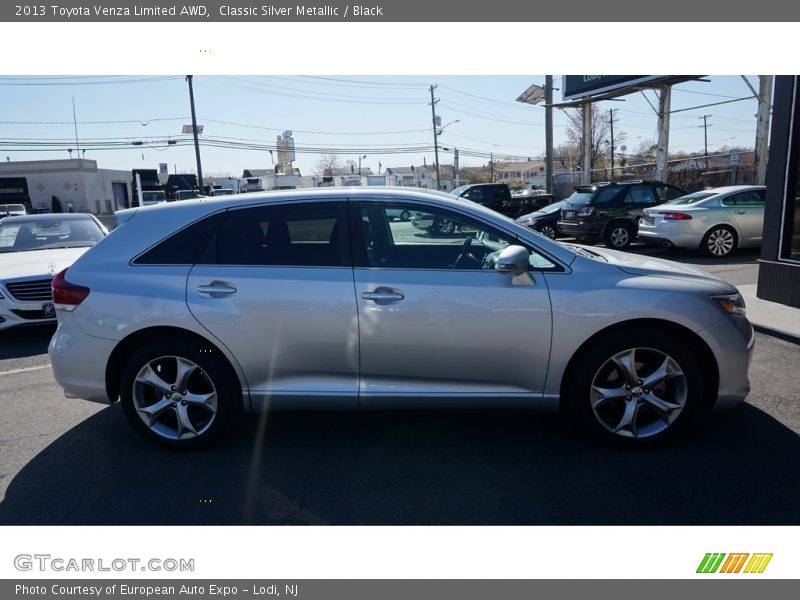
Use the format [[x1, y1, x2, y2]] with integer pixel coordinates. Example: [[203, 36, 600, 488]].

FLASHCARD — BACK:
[[196, 281, 237, 297], [735, 209, 747, 215], [361, 288, 404, 303]]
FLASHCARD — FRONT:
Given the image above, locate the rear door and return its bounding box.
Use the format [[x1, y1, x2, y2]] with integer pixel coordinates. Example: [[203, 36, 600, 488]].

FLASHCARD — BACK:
[[186, 200, 359, 410], [723, 189, 765, 244]]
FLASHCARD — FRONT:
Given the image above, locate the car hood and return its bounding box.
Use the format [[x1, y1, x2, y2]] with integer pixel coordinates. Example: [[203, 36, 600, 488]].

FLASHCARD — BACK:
[[0, 247, 90, 281], [583, 246, 736, 291]]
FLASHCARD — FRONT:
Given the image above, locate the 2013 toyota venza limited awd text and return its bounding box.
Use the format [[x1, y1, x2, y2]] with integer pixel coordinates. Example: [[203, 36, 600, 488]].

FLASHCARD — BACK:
[[48, 188, 754, 449]]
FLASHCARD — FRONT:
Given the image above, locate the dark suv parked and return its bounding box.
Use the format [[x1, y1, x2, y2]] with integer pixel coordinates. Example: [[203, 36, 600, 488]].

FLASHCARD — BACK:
[[557, 180, 686, 249], [453, 183, 552, 219]]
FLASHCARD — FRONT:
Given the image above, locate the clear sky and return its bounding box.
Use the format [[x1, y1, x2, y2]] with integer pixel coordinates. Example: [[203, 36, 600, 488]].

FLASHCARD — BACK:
[[0, 75, 761, 177]]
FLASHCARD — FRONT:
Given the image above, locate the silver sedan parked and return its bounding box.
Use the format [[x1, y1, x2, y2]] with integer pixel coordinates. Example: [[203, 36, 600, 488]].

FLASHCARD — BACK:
[[638, 185, 765, 257], [49, 188, 754, 449]]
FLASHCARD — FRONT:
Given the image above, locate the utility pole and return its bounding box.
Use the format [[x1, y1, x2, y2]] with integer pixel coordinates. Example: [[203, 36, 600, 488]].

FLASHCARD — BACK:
[[72, 97, 80, 158], [608, 108, 617, 175], [453, 148, 459, 187], [699, 114, 712, 169], [545, 75, 554, 194], [186, 75, 204, 191], [655, 87, 672, 182], [490, 152, 494, 182], [430, 84, 441, 190], [754, 76, 773, 185], [581, 103, 592, 185]]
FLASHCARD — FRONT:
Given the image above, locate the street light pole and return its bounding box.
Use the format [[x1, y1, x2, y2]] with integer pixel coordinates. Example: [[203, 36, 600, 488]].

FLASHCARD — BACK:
[[186, 75, 204, 191]]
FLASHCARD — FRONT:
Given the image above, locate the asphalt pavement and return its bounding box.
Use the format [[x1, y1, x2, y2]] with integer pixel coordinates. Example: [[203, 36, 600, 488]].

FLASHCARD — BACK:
[[0, 245, 797, 525]]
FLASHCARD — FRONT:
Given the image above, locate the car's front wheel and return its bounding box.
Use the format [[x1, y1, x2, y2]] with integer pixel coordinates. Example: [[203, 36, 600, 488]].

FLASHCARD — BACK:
[[537, 224, 557, 239], [120, 339, 241, 449], [567, 328, 703, 446]]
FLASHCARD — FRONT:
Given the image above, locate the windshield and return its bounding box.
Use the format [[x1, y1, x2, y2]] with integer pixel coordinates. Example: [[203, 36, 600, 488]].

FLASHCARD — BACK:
[[666, 191, 716, 205], [452, 185, 470, 197], [142, 191, 166, 202], [0, 217, 105, 253], [563, 191, 595, 206], [214, 189, 234, 195]]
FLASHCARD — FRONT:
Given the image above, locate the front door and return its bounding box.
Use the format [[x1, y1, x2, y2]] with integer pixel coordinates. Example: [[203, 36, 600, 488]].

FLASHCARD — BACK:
[[352, 200, 554, 409]]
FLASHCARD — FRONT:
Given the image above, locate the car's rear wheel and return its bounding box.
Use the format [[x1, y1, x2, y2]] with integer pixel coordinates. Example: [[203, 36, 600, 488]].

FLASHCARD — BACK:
[[567, 328, 703, 447], [537, 224, 557, 239], [702, 225, 737, 257], [400, 210, 411, 222], [120, 339, 241, 449], [605, 222, 634, 250]]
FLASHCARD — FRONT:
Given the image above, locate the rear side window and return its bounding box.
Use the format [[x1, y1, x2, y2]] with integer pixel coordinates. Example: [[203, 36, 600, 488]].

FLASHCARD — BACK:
[[722, 190, 765, 206], [593, 187, 624, 206], [625, 185, 657, 205], [133, 213, 223, 265], [203, 201, 349, 267]]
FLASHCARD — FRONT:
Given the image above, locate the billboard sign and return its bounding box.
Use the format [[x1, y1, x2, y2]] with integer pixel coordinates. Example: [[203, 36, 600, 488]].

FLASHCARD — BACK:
[[562, 75, 664, 100]]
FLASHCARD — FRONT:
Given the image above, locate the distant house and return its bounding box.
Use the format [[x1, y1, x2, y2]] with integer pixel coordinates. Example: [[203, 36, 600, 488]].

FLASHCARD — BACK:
[[384, 165, 437, 188], [494, 160, 569, 188]]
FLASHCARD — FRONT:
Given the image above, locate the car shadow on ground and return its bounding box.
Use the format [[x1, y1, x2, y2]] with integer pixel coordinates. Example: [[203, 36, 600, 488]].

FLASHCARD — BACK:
[[1, 402, 798, 525], [0, 325, 55, 360]]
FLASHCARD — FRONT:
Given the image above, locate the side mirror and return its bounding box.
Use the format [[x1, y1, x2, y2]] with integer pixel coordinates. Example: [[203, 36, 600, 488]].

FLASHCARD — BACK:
[[495, 245, 530, 276]]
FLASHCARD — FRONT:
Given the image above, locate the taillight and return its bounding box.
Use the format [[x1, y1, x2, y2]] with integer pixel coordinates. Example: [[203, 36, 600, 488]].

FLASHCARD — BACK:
[[663, 212, 693, 220], [52, 268, 90, 311]]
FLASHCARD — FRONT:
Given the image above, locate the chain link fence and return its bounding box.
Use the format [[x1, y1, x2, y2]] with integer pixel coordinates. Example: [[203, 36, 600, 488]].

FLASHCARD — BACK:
[[550, 151, 757, 200]]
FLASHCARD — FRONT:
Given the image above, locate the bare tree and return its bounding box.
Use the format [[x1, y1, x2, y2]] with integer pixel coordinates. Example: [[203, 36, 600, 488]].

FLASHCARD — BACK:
[[563, 108, 626, 170], [314, 153, 343, 176], [554, 142, 581, 170]]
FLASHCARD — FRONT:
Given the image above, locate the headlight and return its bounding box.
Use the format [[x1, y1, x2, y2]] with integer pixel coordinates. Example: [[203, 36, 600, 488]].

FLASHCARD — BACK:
[[711, 293, 746, 318], [711, 293, 751, 341]]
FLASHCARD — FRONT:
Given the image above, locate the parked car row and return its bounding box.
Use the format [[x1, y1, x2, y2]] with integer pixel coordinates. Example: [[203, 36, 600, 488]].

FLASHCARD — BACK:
[[508, 182, 766, 259]]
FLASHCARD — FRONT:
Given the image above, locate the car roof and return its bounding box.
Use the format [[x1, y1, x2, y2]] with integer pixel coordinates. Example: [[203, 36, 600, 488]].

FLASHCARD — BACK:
[[0, 213, 96, 223], [703, 185, 766, 194]]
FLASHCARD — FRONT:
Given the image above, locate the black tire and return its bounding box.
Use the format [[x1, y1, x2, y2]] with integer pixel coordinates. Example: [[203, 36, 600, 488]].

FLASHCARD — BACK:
[[566, 327, 704, 447], [701, 225, 738, 258], [437, 219, 456, 235], [120, 338, 242, 450], [400, 210, 411, 222], [537, 223, 557, 239], [604, 221, 634, 250]]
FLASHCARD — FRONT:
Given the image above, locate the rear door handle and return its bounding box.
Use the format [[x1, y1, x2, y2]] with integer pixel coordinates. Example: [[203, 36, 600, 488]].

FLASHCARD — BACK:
[[196, 281, 237, 297], [361, 288, 404, 303], [735, 209, 747, 215]]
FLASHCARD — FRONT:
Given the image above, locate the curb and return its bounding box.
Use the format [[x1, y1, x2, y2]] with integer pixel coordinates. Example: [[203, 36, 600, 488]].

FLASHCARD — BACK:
[[751, 323, 800, 346]]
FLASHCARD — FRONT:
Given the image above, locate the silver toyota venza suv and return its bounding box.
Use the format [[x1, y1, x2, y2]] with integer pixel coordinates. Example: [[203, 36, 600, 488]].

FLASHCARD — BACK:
[[49, 188, 754, 449]]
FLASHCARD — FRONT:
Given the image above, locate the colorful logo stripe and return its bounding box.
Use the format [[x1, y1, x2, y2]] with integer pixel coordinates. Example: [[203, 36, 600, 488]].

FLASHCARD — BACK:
[[697, 553, 773, 574]]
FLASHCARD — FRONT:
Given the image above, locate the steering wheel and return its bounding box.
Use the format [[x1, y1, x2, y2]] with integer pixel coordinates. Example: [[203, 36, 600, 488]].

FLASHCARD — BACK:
[[452, 237, 479, 269]]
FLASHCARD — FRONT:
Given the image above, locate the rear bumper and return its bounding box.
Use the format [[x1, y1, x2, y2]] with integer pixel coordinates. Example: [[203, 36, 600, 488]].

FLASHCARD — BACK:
[[48, 311, 116, 404], [638, 227, 700, 248]]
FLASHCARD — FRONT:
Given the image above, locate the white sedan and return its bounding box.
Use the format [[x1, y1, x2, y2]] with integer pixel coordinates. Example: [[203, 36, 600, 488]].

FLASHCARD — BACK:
[[0, 213, 107, 331], [638, 185, 765, 257]]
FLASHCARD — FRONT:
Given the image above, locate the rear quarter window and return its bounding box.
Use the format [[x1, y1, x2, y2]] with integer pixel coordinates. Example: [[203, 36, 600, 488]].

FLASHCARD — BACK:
[[133, 212, 224, 265]]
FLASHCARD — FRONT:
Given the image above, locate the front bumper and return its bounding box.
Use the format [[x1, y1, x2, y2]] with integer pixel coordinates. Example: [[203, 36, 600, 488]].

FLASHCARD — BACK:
[[557, 220, 602, 240], [697, 312, 755, 410], [0, 299, 57, 331]]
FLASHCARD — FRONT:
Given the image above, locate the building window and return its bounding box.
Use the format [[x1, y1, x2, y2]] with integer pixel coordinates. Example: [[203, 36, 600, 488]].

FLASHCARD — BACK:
[[789, 151, 800, 261]]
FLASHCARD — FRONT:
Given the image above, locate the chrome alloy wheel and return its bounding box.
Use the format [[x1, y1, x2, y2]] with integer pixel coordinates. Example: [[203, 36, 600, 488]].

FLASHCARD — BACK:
[[132, 356, 218, 441], [609, 226, 630, 248], [590, 347, 687, 439], [706, 228, 735, 256]]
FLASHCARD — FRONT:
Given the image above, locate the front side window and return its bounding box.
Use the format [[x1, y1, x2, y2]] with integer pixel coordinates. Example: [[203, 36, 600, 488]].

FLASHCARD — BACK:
[[358, 203, 555, 271], [204, 201, 348, 267]]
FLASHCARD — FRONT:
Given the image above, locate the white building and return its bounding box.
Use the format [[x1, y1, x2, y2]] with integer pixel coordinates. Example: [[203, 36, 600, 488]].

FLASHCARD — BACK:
[[384, 165, 437, 188], [494, 160, 570, 189], [0, 159, 132, 214]]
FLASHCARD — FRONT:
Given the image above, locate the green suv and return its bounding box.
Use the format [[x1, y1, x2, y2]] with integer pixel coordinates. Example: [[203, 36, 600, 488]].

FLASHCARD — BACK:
[[557, 180, 687, 249]]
